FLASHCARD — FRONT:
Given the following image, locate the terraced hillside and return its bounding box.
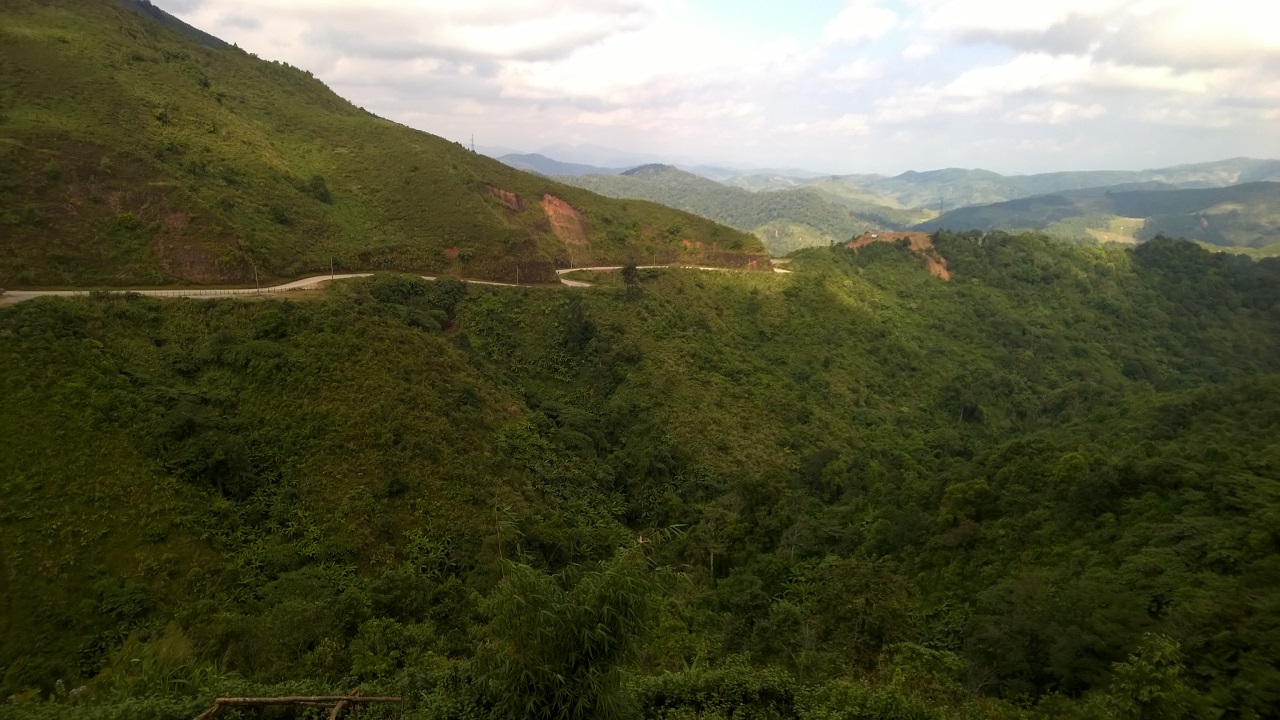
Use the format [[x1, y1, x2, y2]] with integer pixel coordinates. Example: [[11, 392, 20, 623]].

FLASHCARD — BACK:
[[0, 0, 765, 287]]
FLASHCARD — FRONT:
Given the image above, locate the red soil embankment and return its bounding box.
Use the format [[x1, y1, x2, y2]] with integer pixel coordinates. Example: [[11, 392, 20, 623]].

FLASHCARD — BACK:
[[541, 195, 589, 246], [486, 186, 525, 212]]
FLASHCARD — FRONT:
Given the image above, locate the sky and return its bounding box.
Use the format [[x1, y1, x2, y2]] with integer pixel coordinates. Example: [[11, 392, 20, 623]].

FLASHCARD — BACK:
[[160, 0, 1280, 175]]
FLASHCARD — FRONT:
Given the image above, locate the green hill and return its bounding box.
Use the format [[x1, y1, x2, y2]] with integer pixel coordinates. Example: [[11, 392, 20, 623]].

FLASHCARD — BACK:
[[558, 164, 923, 254], [3, 236, 1280, 718], [0, 0, 764, 288], [819, 158, 1280, 209], [914, 182, 1280, 249]]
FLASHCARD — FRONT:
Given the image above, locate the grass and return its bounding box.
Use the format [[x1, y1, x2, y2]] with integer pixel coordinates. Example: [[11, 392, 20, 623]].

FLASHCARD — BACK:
[[0, 0, 764, 288]]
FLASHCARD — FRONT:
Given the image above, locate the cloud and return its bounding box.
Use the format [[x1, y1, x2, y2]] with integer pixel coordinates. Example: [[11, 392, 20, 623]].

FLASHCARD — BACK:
[[822, 1, 898, 45], [827, 59, 880, 83], [155, 0, 1280, 173], [1099, 1, 1280, 70], [919, 0, 1280, 69], [1005, 101, 1104, 125], [902, 41, 936, 61], [175, 0, 660, 64]]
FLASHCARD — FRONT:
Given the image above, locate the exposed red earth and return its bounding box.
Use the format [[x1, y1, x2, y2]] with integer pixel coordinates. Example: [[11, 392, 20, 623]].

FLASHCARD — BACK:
[[846, 231, 951, 280]]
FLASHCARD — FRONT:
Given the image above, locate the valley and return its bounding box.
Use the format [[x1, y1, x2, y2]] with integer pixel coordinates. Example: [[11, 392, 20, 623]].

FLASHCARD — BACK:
[[2, 1, 1279, 720]]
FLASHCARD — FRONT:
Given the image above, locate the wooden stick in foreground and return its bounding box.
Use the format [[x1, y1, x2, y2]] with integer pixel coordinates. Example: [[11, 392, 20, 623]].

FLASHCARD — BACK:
[[193, 694, 401, 720]]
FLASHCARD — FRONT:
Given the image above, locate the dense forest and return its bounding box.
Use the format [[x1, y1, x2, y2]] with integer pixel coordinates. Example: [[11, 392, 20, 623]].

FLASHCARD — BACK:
[[2, 233, 1278, 719]]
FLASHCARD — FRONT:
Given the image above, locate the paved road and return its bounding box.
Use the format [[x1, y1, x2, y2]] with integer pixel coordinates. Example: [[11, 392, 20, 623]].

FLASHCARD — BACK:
[[0, 263, 791, 308]]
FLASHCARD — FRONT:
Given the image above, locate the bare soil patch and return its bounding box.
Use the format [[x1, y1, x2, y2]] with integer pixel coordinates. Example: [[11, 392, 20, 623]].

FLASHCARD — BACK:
[[486, 186, 525, 212], [846, 231, 951, 280], [541, 195, 589, 246]]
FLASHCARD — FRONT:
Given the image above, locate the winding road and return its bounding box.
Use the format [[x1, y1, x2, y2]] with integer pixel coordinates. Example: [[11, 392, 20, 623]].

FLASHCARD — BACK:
[[0, 263, 792, 308]]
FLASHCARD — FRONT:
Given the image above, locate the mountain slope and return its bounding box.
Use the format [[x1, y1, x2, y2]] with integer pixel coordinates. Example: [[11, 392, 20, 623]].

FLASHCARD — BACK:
[[821, 158, 1280, 209], [915, 181, 1280, 249], [559, 164, 924, 255], [0, 0, 765, 287]]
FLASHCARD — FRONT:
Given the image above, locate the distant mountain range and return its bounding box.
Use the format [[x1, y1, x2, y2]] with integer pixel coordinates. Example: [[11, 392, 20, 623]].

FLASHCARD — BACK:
[[557, 164, 932, 255], [497, 153, 630, 177], [494, 145, 1280, 255], [915, 182, 1280, 251], [827, 158, 1280, 209]]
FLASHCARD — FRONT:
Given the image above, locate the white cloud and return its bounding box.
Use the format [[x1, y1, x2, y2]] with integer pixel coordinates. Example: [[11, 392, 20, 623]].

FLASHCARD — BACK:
[[902, 41, 936, 60], [921, 0, 1127, 36], [821, 1, 898, 45], [1005, 101, 1104, 124], [827, 58, 880, 83], [156, 0, 1280, 173], [774, 113, 870, 138]]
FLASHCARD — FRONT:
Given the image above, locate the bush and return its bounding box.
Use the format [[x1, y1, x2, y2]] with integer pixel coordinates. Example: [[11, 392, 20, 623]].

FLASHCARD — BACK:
[[303, 175, 332, 203]]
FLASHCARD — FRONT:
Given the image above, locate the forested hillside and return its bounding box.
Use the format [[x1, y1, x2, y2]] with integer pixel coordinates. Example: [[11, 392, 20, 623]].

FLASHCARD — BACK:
[[916, 182, 1280, 252], [3, 234, 1278, 719], [559, 164, 927, 255], [0, 0, 763, 287]]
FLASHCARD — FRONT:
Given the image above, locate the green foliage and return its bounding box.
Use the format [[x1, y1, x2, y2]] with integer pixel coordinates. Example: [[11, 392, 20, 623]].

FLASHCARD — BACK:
[[476, 547, 658, 720], [303, 174, 332, 203], [2, 236, 1279, 719]]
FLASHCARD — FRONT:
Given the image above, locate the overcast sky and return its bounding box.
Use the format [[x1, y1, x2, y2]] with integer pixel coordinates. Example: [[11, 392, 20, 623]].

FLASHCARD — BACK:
[[161, 0, 1280, 174]]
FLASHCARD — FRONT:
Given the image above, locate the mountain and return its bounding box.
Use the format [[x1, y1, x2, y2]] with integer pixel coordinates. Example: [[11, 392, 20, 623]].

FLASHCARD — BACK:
[[4, 236, 1280, 718], [915, 181, 1280, 250], [559, 164, 930, 255], [682, 165, 829, 184], [497, 153, 630, 177], [534, 143, 664, 168], [822, 158, 1280, 209], [0, 0, 765, 288]]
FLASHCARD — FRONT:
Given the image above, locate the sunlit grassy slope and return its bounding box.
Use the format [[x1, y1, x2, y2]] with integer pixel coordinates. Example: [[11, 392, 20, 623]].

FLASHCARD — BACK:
[[0, 0, 765, 287], [915, 182, 1280, 248]]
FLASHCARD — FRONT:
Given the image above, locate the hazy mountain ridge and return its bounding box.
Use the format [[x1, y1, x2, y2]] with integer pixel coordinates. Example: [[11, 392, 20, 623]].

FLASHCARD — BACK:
[[497, 153, 630, 177], [560, 164, 927, 255], [915, 181, 1280, 250], [819, 158, 1280, 209]]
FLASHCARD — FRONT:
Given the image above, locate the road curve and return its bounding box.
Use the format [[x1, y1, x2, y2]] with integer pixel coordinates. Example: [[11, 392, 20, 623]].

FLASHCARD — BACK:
[[1, 263, 791, 309]]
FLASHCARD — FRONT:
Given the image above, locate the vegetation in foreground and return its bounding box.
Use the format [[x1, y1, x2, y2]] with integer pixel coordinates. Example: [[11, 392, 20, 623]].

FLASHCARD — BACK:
[[2, 233, 1278, 718], [0, 0, 764, 288]]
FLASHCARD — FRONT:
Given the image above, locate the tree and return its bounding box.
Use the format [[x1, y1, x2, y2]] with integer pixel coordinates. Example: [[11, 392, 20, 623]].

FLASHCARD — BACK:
[[475, 546, 658, 720], [621, 263, 640, 298]]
